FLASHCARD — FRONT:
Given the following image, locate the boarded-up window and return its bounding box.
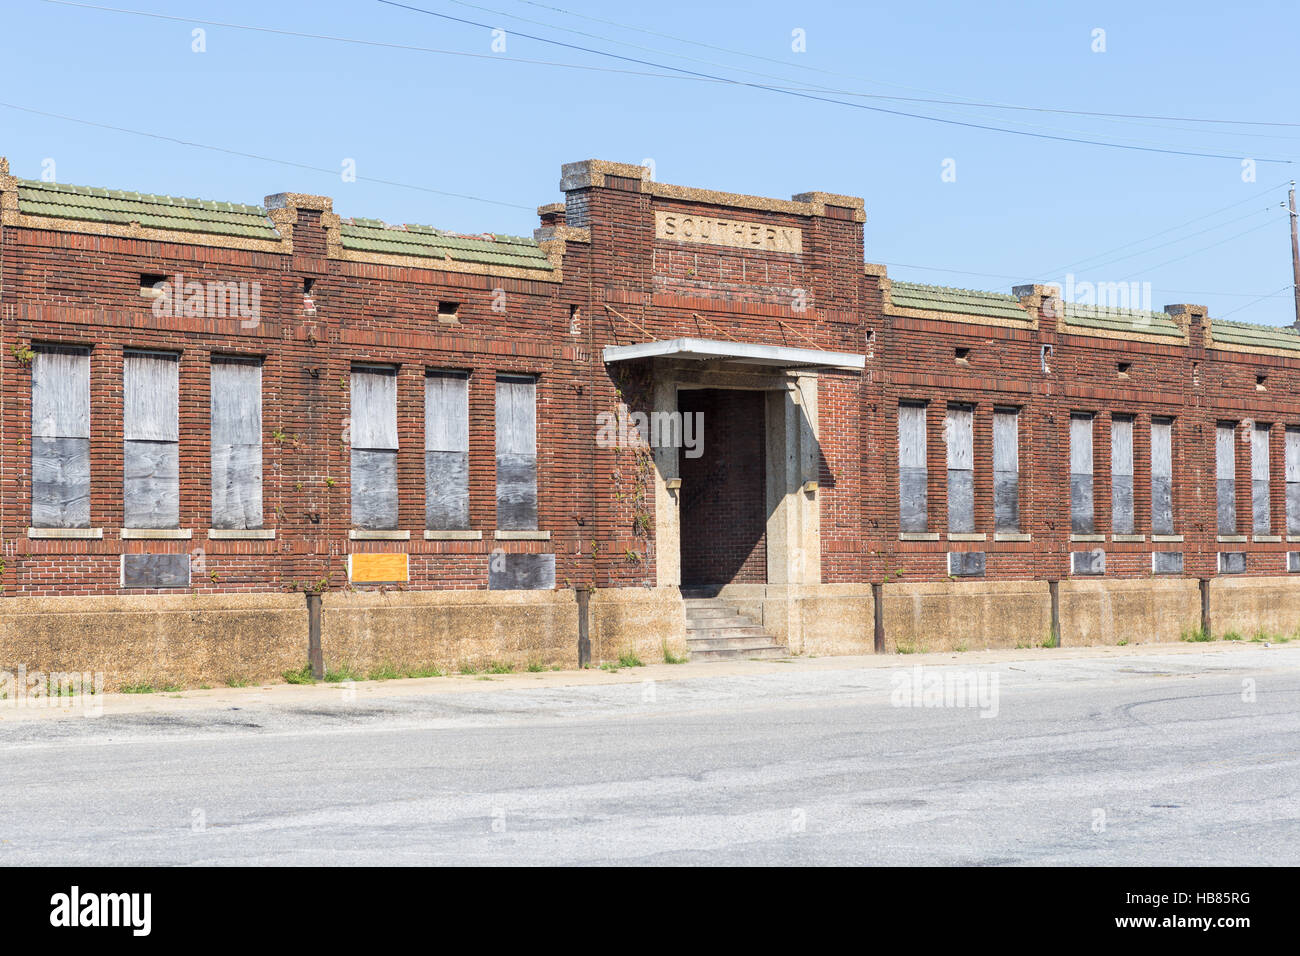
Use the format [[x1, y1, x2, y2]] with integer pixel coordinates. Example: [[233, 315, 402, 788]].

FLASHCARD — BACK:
[[350, 365, 399, 530], [1252, 423, 1271, 535], [993, 407, 1019, 533], [496, 375, 537, 531], [1111, 415, 1134, 534], [1151, 418, 1174, 535], [210, 358, 263, 530], [1216, 423, 1237, 535], [898, 403, 927, 533], [1286, 427, 1300, 536], [31, 346, 91, 529], [123, 351, 180, 529], [1070, 413, 1094, 534], [945, 405, 974, 534], [426, 370, 469, 530]]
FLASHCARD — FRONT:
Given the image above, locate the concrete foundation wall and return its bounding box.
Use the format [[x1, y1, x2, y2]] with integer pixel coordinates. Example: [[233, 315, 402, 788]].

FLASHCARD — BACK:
[[882, 581, 1051, 653], [321, 589, 579, 673], [589, 586, 687, 664], [1060, 578, 1200, 646], [0, 592, 306, 691], [1209, 576, 1300, 639]]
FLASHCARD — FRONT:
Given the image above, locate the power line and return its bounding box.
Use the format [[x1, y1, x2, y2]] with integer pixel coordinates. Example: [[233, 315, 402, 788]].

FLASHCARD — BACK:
[[42, 1, 1298, 158], [443, 0, 1300, 151], [1217, 284, 1296, 318], [1120, 215, 1281, 280], [508, 0, 1300, 130], [1042, 181, 1292, 275], [1056, 207, 1277, 275], [372, 0, 1294, 163], [0, 100, 534, 211]]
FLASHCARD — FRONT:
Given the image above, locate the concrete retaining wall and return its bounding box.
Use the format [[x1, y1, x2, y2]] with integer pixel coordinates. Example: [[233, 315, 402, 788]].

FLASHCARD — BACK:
[[1209, 576, 1300, 639], [0, 592, 306, 691], [4, 577, 1299, 691], [320, 589, 579, 674], [882, 580, 1051, 653], [1060, 578, 1200, 646]]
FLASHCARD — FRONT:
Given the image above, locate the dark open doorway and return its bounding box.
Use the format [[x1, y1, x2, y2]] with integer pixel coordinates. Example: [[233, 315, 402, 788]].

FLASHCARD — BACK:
[[677, 388, 768, 586]]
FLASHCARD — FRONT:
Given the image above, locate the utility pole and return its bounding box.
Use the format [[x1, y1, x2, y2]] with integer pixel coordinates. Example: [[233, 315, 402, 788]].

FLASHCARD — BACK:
[[1290, 181, 1300, 327]]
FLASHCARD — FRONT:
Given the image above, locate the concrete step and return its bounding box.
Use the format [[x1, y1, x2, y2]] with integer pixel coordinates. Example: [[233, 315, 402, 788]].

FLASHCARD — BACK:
[[684, 608, 743, 622], [689, 645, 790, 662], [686, 633, 783, 651], [682, 598, 731, 610], [681, 624, 769, 639]]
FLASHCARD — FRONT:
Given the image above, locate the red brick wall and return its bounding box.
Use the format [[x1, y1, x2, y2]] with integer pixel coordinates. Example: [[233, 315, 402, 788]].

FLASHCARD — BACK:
[[3, 166, 1300, 599]]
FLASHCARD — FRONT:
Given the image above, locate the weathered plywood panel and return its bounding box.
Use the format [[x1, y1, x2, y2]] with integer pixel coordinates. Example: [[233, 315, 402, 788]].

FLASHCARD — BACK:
[[1152, 551, 1184, 575], [993, 409, 1019, 533], [123, 352, 178, 441], [488, 553, 556, 590], [426, 450, 470, 530], [1219, 551, 1246, 574], [1252, 425, 1271, 534], [425, 371, 469, 452], [898, 403, 927, 533], [121, 553, 191, 589], [348, 553, 409, 584], [496, 376, 537, 531], [1070, 414, 1094, 534], [1111, 416, 1134, 534], [947, 551, 985, 577], [1151, 418, 1174, 535], [32, 349, 90, 439], [351, 366, 398, 450], [123, 440, 179, 529], [946, 469, 974, 534], [212, 442, 263, 530], [1071, 550, 1105, 575], [351, 448, 399, 530], [1216, 424, 1236, 535], [31, 436, 90, 529], [496, 454, 538, 531], [211, 360, 263, 530]]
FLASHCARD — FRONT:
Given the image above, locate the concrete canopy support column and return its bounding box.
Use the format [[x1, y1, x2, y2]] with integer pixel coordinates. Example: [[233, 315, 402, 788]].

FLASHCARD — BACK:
[[765, 373, 822, 651], [652, 377, 681, 588]]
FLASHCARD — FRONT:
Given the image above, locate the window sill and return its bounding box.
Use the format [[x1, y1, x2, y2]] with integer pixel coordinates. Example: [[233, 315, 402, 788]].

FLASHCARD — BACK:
[[993, 532, 1031, 542], [1111, 534, 1145, 543], [28, 527, 103, 539], [1216, 535, 1247, 543], [121, 528, 192, 540], [1152, 534, 1184, 543], [946, 532, 986, 542], [1069, 534, 1105, 542], [898, 532, 939, 542], [1254, 534, 1282, 543], [494, 530, 551, 540], [424, 530, 482, 540], [349, 530, 411, 541], [207, 529, 276, 540]]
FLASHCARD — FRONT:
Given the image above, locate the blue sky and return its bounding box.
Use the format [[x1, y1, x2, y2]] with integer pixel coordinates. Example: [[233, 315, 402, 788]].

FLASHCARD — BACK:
[[2, 0, 1298, 323]]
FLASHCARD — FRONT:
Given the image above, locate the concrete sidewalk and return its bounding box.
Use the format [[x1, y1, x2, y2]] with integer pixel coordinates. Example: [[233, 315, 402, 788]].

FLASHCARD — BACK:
[[2, 638, 1292, 723]]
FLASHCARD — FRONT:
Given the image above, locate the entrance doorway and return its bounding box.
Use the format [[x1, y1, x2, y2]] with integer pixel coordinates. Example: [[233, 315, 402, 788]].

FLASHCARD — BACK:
[[677, 388, 768, 586]]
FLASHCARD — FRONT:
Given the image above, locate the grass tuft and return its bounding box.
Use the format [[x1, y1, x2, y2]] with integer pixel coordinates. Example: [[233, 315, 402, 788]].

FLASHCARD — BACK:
[[119, 683, 155, 694], [282, 664, 315, 685], [618, 652, 645, 668]]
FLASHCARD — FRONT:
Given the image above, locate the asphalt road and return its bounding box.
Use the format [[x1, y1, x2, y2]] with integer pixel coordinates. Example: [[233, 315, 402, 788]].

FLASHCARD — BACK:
[[1, 646, 1296, 865]]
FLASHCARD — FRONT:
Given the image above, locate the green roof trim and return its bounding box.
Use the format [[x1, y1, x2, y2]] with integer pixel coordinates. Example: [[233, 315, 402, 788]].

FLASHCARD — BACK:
[[339, 220, 554, 272], [1063, 303, 1184, 338], [16, 179, 279, 240], [889, 281, 1031, 321], [1209, 318, 1300, 352]]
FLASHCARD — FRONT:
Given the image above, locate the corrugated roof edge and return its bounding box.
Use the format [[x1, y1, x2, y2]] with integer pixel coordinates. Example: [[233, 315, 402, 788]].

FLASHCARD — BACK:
[[340, 217, 543, 249]]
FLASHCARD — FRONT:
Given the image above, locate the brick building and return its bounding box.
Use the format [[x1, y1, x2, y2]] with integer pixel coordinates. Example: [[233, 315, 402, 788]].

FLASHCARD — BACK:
[[1, 155, 1297, 687]]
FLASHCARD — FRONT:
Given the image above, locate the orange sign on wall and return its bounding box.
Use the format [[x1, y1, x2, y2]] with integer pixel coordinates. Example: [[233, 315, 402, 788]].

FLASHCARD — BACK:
[[347, 553, 409, 584]]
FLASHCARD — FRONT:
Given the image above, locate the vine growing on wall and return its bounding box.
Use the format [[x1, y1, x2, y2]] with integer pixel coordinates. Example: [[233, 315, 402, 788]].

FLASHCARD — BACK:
[[606, 365, 657, 586]]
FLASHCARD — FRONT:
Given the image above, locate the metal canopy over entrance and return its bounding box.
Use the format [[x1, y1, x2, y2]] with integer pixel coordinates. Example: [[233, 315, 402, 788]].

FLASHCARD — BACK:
[[602, 337, 865, 372]]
